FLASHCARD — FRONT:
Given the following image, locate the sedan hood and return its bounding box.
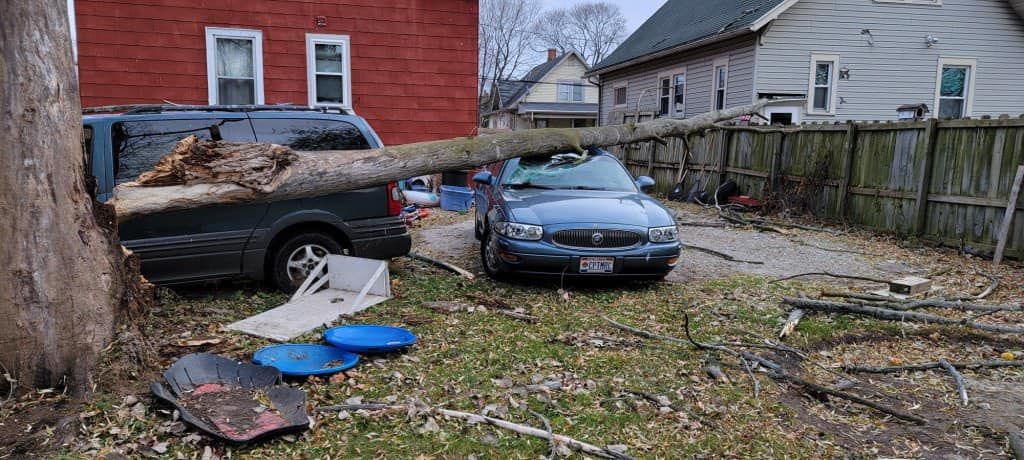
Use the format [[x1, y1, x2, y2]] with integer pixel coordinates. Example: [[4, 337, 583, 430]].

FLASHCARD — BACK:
[[502, 189, 674, 227]]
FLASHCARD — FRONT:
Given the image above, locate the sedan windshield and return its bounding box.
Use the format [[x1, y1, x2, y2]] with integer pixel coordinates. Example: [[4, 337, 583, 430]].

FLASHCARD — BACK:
[[501, 153, 637, 192]]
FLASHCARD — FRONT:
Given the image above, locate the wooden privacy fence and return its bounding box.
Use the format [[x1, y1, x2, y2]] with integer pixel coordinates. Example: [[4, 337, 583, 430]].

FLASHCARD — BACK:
[[610, 116, 1024, 259]]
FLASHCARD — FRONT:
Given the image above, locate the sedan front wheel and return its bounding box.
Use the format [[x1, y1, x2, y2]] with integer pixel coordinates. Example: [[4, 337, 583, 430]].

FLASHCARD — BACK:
[[480, 230, 507, 280]]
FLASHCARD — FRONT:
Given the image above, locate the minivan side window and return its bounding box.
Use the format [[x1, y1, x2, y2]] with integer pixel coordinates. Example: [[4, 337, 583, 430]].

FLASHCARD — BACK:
[[251, 118, 371, 151], [111, 118, 254, 184]]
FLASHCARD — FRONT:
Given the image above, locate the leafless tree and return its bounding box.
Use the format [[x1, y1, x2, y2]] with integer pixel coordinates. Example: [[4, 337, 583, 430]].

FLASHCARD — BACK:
[[478, 0, 543, 108], [534, 2, 627, 67]]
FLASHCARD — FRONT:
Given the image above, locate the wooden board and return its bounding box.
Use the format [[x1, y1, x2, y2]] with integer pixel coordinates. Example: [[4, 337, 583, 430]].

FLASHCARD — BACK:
[[994, 165, 1024, 265]]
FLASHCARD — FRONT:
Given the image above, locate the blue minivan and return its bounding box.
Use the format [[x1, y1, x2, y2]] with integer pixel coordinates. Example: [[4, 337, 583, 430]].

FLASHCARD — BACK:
[[83, 105, 410, 291]]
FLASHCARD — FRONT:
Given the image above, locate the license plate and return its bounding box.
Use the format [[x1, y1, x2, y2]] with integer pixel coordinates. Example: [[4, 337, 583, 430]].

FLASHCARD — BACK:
[[579, 257, 614, 274]]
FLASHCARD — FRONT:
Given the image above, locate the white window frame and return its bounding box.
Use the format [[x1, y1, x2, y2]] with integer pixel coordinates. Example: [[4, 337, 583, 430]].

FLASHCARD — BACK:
[[934, 57, 976, 119], [557, 79, 584, 102], [807, 52, 840, 115], [658, 66, 687, 117], [306, 34, 353, 109], [763, 105, 802, 125], [613, 83, 628, 107], [712, 57, 729, 111], [873, 0, 942, 6], [205, 27, 264, 105]]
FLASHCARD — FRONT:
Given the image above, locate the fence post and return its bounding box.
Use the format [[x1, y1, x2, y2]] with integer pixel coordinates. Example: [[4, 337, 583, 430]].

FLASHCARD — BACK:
[[835, 121, 858, 218], [912, 118, 939, 236], [769, 132, 784, 195], [646, 142, 655, 177], [717, 130, 731, 188]]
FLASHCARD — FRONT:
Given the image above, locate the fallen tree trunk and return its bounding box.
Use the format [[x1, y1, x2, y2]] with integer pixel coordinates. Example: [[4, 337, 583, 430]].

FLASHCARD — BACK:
[[783, 297, 1024, 334], [110, 101, 780, 221]]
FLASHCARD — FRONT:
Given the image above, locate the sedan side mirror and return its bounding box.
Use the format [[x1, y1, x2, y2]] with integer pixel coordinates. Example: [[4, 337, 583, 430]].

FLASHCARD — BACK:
[[636, 176, 655, 192], [473, 171, 494, 185]]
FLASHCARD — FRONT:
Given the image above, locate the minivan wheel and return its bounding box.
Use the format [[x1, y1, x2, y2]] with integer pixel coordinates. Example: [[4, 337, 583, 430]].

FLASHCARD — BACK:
[[480, 231, 507, 280], [271, 232, 345, 292]]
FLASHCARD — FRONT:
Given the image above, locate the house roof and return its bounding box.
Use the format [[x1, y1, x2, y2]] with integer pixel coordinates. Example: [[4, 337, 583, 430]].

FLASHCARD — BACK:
[[590, 0, 791, 74], [493, 51, 589, 109], [517, 102, 598, 116]]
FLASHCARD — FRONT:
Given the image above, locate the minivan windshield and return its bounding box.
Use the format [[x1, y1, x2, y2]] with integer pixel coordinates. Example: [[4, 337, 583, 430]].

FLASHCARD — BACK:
[[501, 153, 636, 192]]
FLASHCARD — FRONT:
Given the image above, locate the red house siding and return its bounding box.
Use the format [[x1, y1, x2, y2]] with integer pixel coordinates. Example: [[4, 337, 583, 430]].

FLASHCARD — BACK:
[[74, 0, 479, 145]]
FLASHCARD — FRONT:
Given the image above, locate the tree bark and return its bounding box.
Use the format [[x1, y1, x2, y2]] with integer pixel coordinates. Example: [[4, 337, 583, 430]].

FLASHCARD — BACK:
[[0, 0, 141, 396], [111, 101, 774, 221]]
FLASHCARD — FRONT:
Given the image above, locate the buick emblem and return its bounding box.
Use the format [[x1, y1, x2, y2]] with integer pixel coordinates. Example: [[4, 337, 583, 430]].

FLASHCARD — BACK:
[[591, 232, 604, 245]]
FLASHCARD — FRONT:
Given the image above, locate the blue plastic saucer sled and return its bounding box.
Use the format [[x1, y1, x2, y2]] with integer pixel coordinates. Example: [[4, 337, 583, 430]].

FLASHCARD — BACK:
[[323, 325, 417, 354], [252, 344, 359, 377]]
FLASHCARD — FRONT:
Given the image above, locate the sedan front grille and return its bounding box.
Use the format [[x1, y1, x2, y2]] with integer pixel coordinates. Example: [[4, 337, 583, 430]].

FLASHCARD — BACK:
[[552, 229, 641, 249]]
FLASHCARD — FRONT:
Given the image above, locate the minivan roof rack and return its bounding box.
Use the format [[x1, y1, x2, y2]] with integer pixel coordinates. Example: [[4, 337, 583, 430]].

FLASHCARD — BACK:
[[82, 104, 352, 115]]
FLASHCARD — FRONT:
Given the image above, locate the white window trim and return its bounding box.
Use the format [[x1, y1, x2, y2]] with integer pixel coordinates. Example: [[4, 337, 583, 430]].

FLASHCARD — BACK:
[[556, 79, 584, 102], [873, 0, 942, 6], [306, 33, 353, 109], [934, 57, 976, 119], [613, 82, 628, 107], [658, 66, 687, 117], [712, 57, 729, 111], [763, 105, 802, 125], [806, 53, 839, 115], [205, 27, 264, 105]]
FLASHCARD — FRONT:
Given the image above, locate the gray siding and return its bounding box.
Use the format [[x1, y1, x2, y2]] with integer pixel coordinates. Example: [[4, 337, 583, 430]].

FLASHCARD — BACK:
[[598, 35, 758, 125], [757, 0, 1024, 121]]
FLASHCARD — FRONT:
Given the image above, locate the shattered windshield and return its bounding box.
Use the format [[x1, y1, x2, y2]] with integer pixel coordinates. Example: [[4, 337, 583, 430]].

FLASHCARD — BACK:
[[501, 153, 637, 192]]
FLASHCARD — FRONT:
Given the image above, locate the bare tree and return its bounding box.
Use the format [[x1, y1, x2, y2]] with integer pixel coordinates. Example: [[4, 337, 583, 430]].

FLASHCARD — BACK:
[[0, 0, 146, 397], [534, 2, 627, 67], [478, 0, 543, 110]]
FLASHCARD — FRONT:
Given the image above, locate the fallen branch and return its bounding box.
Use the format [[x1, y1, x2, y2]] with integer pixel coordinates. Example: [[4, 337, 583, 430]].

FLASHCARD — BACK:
[[683, 244, 764, 264], [842, 359, 1024, 374], [495, 309, 539, 323], [792, 240, 878, 256], [407, 252, 475, 280], [820, 290, 1022, 313], [783, 297, 1024, 334], [739, 356, 760, 398], [681, 314, 925, 424], [316, 403, 634, 459], [676, 221, 727, 228], [602, 315, 804, 357], [975, 272, 1000, 300], [705, 356, 730, 383], [771, 272, 889, 284], [529, 410, 557, 460], [779, 309, 804, 339], [718, 210, 791, 234], [938, 359, 969, 406]]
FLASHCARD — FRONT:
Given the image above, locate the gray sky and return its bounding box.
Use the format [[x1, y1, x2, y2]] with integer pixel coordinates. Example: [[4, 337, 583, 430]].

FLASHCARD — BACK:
[[538, 0, 666, 35]]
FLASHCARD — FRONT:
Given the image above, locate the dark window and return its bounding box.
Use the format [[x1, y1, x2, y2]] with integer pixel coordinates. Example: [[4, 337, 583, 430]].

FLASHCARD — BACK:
[[614, 86, 627, 105], [112, 118, 254, 184], [251, 118, 371, 151], [769, 113, 793, 125], [659, 77, 670, 116]]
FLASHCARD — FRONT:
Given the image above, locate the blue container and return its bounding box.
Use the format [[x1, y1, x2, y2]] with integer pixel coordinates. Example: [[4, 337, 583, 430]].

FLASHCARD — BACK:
[[252, 344, 359, 376], [324, 325, 417, 354], [440, 185, 474, 212]]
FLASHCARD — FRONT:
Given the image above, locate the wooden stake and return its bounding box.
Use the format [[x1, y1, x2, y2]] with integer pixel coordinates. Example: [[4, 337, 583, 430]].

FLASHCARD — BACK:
[[994, 165, 1024, 265]]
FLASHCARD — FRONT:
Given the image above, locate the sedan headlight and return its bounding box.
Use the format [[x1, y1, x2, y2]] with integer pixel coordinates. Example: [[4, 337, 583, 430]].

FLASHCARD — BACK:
[[494, 222, 543, 240], [648, 226, 679, 243]]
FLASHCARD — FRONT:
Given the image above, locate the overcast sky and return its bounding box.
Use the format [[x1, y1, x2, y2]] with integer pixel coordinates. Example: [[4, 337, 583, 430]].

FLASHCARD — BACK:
[[538, 0, 666, 35]]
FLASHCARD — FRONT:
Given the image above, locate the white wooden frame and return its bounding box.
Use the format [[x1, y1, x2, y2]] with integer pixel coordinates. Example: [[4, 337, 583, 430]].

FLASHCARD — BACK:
[[306, 33, 353, 109], [712, 57, 729, 111], [807, 52, 840, 115], [658, 66, 687, 118], [934, 57, 977, 119], [205, 27, 264, 105]]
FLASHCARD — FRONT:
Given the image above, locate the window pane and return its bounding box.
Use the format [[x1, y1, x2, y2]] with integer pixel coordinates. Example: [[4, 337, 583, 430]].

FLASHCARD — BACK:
[[614, 87, 626, 105], [573, 82, 583, 102], [315, 43, 344, 74], [251, 119, 371, 150], [673, 74, 685, 113], [660, 96, 669, 115], [112, 119, 254, 184], [557, 83, 570, 101], [940, 66, 967, 97], [218, 78, 255, 104], [715, 89, 725, 110], [815, 62, 832, 85], [938, 99, 964, 119], [813, 87, 830, 110], [716, 67, 726, 87], [216, 38, 254, 78], [315, 74, 344, 104]]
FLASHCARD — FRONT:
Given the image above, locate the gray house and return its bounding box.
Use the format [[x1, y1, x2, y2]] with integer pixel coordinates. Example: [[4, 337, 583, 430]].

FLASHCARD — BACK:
[[485, 50, 599, 130], [589, 0, 1024, 125]]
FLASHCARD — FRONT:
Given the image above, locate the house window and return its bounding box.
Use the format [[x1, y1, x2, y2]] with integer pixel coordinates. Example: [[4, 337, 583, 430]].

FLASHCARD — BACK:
[[807, 53, 839, 114], [205, 28, 263, 105], [659, 77, 671, 116], [557, 80, 584, 102], [935, 58, 976, 119], [614, 85, 627, 106], [712, 58, 728, 111], [306, 34, 352, 108], [673, 73, 686, 115]]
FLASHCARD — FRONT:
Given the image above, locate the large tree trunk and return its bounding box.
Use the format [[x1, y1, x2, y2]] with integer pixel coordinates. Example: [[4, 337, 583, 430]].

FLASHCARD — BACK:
[[0, 0, 137, 396], [112, 102, 771, 220]]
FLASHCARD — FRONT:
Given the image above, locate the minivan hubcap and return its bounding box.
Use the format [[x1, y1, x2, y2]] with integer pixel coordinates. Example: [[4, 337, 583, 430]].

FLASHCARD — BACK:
[[286, 244, 329, 282]]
